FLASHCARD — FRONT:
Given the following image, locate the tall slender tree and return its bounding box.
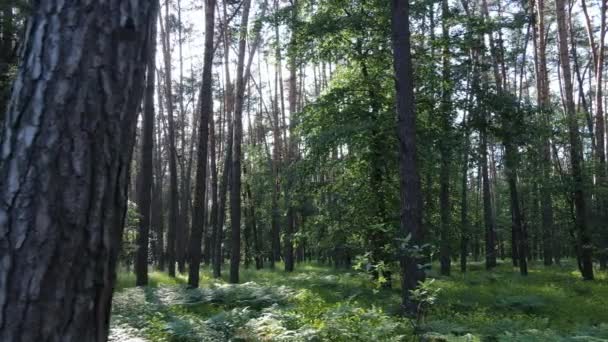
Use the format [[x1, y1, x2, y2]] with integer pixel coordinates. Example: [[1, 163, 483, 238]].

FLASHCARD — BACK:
[[188, 0, 216, 288], [136, 7, 159, 286], [439, 0, 453, 276], [391, 0, 425, 315], [532, 0, 555, 266], [160, 0, 180, 277], [555, 0, 594, 280], [230, 0, 253, 283], [284, 0, 299, 273]]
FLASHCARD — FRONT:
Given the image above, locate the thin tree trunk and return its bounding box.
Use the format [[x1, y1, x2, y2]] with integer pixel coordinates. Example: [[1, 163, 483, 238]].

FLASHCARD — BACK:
[[483, 0, 526, 274], [136, 11, 158, 286], [160, 3, 180, 277], [439, 0, 452, 276], [460, 109, 472, 273], [391, 0, 425, 316], [481, 125, 497, 269], [533, 0, 555, 266], [271, 0, 284, 267], [188, 0, 215, 288], [209, 87, 219, 269], [284, 0, 300, 273], [556, 0, 594, 280], [213, 1, 235, 279], [154, 69, 167, 271], [176, 0, 188, 275], [229, 0, 253, 283], [229, 0, 267, 282]]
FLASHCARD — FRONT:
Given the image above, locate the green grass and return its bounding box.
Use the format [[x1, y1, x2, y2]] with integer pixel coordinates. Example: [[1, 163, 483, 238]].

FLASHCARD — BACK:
[[110, 261, 608, 341], [115, 270, 189, 291]]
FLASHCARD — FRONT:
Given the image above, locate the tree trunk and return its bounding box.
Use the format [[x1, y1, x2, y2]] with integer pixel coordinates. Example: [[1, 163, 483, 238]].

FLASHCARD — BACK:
[[154, 70, 167, 271], [284, 0, 300, 274], [270, 1, 283, 267], [188, 0, 215, 288], [160, 3, 180, 278], [229, 0, 253, 283], [439, 0, 452, 277], [136, 11, 158, 286], [391, 0, 425, 316], [532, 0, 555, 266], [176, 0, 188, 275], [0, 1, 156, 340], [583, 0, 608, 271], [556, 0, 594, 280], [213, 1, 235, 279], [209, 85, 219, 269], [505, 142, 528, 275], [460, 110, 471, 273], [481, 126, 497, 269], [228, 0, 267, 282]]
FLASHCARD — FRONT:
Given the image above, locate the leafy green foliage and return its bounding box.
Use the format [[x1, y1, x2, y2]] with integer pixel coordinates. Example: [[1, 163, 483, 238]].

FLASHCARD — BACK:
[[111, 262, 608, 341], [118, 200, 141, 268]]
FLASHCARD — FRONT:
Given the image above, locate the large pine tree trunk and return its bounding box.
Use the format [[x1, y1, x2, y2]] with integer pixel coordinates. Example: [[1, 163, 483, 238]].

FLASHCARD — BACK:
[[391, 0, 425, 315], [136, 8, 159, 286], [0, 1, 156, 340], [556, 0, 594, 280]]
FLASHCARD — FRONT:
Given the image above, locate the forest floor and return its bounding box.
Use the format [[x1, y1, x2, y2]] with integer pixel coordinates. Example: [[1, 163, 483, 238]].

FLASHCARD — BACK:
[[110, 260, 608, 341]]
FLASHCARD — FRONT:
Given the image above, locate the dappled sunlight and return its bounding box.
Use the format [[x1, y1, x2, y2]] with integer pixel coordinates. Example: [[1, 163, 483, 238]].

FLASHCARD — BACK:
[[111, 262, 608, 341]]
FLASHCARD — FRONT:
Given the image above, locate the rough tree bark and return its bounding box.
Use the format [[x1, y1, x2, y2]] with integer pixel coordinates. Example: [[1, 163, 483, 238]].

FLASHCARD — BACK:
[[0, 1, 157, 340]]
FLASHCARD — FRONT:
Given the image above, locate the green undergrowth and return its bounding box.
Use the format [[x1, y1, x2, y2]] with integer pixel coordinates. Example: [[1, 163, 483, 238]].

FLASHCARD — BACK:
[[111, 261, 608, 341]]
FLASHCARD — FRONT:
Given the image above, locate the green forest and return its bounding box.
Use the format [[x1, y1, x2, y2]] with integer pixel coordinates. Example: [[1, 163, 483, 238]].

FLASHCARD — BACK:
[[1, 0, 608, 340]]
